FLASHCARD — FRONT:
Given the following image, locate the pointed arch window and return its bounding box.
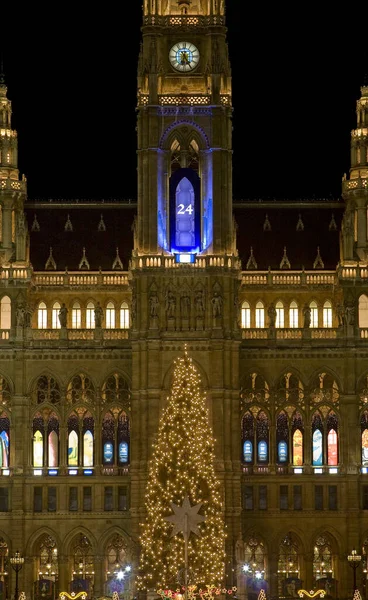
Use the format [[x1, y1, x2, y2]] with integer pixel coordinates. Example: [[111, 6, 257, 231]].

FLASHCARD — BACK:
[[289, 301, 299, 328], [276, 301, 284, 328], [361, 412, 368, 466], [72, 302, 82, 329], [120, 302, 130, 329], [33, 413, 59, 468], [38, 302, 47, 329], [276, 412, 288, 464], [241, 301, 251, 328], [86, 302, 95, 329], [33, 375, 61, 405], [106, 302, 115, 329], [359, 295, 368, 328], [310, 301, 318, 328], [0, 296, 11, 330], [313, 535, 334, 583], [257, 411, 269, 463], [33, 429, 44, 467], [38, 534, 58, 580], [67, 412, 94, 468], [71, 534, 94, 584], [52, 302, 61, 329], [0, 414, 10, 468], [323, 300, 332, 328], [277, 534, 300, 594], [242, 412, 254, 464], [243, 538, 266, 582], [312, 413, 324, 466], [66, 374, 95, 405], [255, 302, 265, 328], [170, 139, 181, 173]]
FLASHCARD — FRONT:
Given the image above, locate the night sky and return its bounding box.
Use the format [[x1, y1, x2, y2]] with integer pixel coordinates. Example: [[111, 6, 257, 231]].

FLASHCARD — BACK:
[[1, 5, 367, 202]]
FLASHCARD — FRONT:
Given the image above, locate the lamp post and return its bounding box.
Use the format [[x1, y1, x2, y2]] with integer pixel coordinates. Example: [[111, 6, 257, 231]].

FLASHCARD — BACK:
[[9, 550, 24, 600], [348, 548, 362, 592]]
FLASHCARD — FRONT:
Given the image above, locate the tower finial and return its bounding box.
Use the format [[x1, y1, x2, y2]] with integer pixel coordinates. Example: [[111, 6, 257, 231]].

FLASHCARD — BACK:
[[0, 55, 5, 85]]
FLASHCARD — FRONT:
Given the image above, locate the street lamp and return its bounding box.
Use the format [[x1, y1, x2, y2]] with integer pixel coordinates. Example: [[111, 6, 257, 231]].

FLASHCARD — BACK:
[[9, 550, 24, 600], [348, 548, 362, 592]]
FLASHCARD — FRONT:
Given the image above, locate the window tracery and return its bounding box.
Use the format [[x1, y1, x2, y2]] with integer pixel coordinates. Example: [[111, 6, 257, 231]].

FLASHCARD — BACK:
[[67, 374, 95, 405]]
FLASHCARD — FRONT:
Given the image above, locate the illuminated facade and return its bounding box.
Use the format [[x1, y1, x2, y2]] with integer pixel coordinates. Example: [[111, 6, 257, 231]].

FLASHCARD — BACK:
[[0, 2, 368, 600]]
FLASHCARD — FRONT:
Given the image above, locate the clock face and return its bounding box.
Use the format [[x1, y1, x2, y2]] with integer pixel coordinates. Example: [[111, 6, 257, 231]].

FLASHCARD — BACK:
[[169, 42, 200, 73]]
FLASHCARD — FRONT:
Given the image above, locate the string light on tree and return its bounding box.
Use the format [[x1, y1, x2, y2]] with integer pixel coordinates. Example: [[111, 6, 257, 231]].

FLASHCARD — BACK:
[[136, 346, 226, 591]]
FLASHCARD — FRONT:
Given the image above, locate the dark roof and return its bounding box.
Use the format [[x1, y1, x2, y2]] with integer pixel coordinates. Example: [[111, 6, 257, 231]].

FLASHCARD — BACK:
[[25, 201, 344, 272], [25, 205, 136, 271], [234, 204, 344, 271]]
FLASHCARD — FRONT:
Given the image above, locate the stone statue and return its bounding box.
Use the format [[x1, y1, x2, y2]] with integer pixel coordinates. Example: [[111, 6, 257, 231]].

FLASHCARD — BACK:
[[24, 304, 33, 328], [180, 294, 191, 319], [94, 302, 104, 328], [195, 289, 205, 317], [165, 289, 176, 318], [267, 302, 277, 327], [16, 303, 25, 327], [303, 304, 311, 328], [149, 293, 159, 317], [58, 303, 68, 328], [211, 291, 223, 318], [337, 304, 345, 327], [345, 302, 355, 326]]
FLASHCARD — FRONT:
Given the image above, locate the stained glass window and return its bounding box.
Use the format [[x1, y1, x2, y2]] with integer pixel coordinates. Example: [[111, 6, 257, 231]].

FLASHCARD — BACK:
[[292, 429, 303, 466], [68, 430, 78, 466]]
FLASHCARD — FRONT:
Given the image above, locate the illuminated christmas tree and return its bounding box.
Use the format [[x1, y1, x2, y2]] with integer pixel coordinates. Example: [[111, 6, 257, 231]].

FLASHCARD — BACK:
[[136, 349, 226, 592]]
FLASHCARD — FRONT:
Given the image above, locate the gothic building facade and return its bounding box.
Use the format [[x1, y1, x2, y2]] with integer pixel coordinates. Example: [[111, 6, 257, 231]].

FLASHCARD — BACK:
[[0, 2, 367, 600]]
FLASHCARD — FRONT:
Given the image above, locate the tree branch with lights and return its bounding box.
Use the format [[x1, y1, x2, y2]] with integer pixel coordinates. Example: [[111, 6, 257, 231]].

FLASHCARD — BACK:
[[136, 348, 227, 594]]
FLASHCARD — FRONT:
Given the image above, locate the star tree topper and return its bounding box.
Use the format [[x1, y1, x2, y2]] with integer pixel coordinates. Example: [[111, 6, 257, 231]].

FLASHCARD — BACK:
[[165, 496, 206, 539]]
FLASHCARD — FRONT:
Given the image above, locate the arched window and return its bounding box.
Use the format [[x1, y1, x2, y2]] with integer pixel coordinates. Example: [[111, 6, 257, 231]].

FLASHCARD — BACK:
[[86, 302, 95, 329], [242, 412, 254, 464], [359, 295, 368, 328], [67, 412, 94, 469], [105, 535, 129, 596], [37, 534, 58, 580], [83, 430, 94, 467], [33, 375, 61, 405], [0, 414, 10, 468], [66, 374, 95, 405], [33, 412, 59, 469], [241, 301, 251, 328], [52, 302, 61, 329], [102, 410, 130, 466], [293, 429, 303, 465], [312, 413, 324, 466], [0, 296, 11, 330], [243, 539, 266, 583], [276, 412, 288, 464], [257, 411, 269, 464], [72, 302, 81, 329], [277, 534, 300, 592], [361, 412, 368, 466], [255, 301, 265, 328], [276, 301, 284, 328], [68, 428, 78, 466], [289, 301, 298, 328], [310, 301, 318, 328], [313, 535, 334, 583], [323, 300, 332, 328], [120, 302, 130, 329], [33, 429, 44, 467], [71, 534, 94, 587], [106, 302, 115, 329], [38, 302, 47, 329]]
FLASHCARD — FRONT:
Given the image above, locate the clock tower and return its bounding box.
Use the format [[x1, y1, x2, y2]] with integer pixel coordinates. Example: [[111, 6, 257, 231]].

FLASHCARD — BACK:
[[130, 0, 241, 582]]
